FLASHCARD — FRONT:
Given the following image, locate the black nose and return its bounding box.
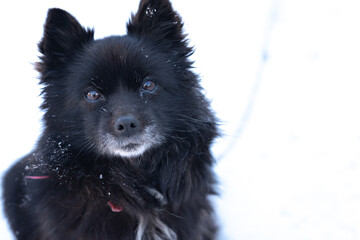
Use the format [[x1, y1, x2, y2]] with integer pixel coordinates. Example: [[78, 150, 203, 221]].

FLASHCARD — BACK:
[[114, 114, 140, 137]]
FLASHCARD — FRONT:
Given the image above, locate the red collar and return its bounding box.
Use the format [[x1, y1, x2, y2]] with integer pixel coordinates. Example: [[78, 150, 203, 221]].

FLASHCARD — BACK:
[[25, 175, 50, 180], [107, 201, 123, 212]]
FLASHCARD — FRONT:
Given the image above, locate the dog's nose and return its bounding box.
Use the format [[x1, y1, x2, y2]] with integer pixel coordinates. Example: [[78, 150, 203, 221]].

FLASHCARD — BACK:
[[114, 114, 140, 137]]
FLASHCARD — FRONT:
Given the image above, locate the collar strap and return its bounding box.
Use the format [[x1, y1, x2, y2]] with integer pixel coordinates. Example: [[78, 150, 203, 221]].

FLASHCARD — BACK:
[[107, 201, 123, 212], [25, 175, 50, 180]]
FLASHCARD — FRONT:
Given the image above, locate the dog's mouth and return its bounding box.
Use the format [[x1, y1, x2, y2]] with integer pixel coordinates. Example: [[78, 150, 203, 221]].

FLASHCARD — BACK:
[[121, 143, 140, 151], [98, 125, 164, 158]]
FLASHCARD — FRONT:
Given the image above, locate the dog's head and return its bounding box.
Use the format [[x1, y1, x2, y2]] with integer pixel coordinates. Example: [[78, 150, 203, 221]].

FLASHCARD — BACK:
[[37, 0, 215, 159]]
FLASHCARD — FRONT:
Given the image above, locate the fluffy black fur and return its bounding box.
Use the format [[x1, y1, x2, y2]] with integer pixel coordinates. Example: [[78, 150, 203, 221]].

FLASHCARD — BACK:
[[3, 0, 218, 239]]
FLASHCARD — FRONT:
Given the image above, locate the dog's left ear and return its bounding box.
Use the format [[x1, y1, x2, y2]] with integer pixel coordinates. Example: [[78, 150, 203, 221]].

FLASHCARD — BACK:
[[127, 0, 189, 53], [37, 8, 94, 73]]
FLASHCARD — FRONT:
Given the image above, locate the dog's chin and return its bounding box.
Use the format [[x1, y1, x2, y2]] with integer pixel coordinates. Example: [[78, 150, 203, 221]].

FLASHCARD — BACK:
[[111, 142, 151, 158], [97, 128, 163, 159]]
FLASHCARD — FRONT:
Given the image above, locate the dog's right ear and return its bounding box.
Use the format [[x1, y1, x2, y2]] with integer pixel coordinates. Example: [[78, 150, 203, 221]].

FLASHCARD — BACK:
[[127, 0, 190, 54], [37, 8, 94, 73]]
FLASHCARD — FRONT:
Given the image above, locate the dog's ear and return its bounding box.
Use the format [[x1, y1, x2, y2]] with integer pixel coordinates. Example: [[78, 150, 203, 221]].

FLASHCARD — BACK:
[[127, 0, 190, 54], [37, 8, 94, 73]]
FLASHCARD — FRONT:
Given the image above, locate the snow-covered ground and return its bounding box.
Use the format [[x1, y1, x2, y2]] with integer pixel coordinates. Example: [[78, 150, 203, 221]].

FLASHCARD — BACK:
[[1, 0, 360, 239]]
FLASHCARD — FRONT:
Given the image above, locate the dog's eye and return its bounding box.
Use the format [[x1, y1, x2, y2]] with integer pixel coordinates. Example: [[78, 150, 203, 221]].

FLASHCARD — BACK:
[[142, 80, 157, 92], [85, 90, 102, 102]]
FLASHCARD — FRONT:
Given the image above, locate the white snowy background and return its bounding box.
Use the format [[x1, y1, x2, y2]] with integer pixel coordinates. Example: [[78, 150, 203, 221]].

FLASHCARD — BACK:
[[1, 0, 360, 239]]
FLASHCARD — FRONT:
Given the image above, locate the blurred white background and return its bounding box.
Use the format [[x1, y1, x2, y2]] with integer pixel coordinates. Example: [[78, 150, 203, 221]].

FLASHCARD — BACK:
[[1, 0, 360, 239]]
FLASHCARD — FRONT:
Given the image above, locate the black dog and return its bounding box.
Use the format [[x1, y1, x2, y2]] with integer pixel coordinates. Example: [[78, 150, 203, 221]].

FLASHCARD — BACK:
[[3, 0, 218, 239]]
